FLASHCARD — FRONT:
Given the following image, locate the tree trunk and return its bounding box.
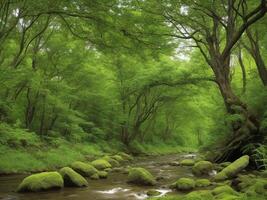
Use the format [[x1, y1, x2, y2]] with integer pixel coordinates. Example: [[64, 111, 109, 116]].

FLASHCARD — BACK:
[[212, 60, 260, 162], [245, 30, 267, 86]]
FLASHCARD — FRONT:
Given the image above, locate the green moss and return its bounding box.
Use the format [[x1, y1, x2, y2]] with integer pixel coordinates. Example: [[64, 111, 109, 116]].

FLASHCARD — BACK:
[[117, 152, 133, 161], [127, 167, 156, 186], [111, 155, 124, 162], [102, 156, 120, 167], [185, 190, 213, 200], [214, 193, 242, 200], [245, 178, 267, 197], [70, 161, 98, 177], [90, 173, 100, 180], [214, 155, 249, 181], [98, 171, 108, 179], [17, 172, 63, 192], [59, 167, 88, 187], [91, 159, 112, 170], [195, 179, 211, 187], [174, 178, 195, 190], [147, 189, 161, 196], [192, 161, 213, 176], [212, 185, 237, 196], [104, 168, 112, 172], [180, 159, 195, 166]]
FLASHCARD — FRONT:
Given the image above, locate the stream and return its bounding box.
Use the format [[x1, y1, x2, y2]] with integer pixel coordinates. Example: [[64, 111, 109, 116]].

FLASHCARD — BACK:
[[0, 153, 201, 200]]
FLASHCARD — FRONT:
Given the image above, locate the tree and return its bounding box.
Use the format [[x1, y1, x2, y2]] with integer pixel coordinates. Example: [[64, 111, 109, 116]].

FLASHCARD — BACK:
[[134, 0, 267, 161]]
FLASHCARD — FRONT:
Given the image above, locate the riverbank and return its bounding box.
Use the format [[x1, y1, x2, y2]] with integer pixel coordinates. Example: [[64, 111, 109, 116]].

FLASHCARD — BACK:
[[0, 139, 195, 174]]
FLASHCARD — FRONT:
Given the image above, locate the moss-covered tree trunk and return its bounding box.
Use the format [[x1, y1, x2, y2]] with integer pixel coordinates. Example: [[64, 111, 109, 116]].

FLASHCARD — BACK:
[[212, 58, 260, 162]]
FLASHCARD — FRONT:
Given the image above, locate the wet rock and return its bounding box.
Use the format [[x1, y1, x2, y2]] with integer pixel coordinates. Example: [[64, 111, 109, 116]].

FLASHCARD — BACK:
[[17, 172, 63, 192], [173, 178, 195, 191], [180, 159, 195, 166], [91, 159, 112, 170], [168, 161, 180, 166], [214, 155, 249, 181], [156, 176, 165, 181], [192, 161, 213, 176], [70, 161, 98, 177], [127, 167, 156, 186], [59, 167, 88, 187], [146, 189, 161, 196]]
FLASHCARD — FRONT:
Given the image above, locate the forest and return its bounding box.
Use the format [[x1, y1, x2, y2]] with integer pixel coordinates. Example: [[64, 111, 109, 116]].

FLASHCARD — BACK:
[[0, 0, 267, 200]]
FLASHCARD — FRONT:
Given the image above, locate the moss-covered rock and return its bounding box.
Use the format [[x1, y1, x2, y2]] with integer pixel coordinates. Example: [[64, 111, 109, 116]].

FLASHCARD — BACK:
[[174, 178, 195, 191], [102, 156, 120, 167], [17, 172, 63, 192], [98, 171, 108, 179], [214, 155, 249, 181], [59, 167, 88, 187], [111, 155, 124, 162], [91, 159, 112, 170], [147, 189, 161, 196], [104, 168, 112, 172], [90, 173, 99, 180], [195, 179, 211, 187], [192, 161, 213, 176], [70, 161, 98, 177], [185, 190, 213, 200], [117, 152, 133, 161], [212, 185, 237, 196], [180, 159, 195, 166], [127, 167, 156, 186]]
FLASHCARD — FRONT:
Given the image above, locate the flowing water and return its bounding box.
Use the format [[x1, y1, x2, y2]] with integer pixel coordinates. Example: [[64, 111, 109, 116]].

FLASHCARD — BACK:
[[0, 153, 200, 200]]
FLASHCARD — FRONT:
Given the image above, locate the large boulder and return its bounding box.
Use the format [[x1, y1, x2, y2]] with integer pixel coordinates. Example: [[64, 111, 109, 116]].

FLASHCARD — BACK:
[[117, 152, 133, 161], [127, 167, 156, 186], [91, 159, 112, 170], [17, 172, 63, 192], [192, 161, 213, 176], [180, 159, 195, 166], [102, 156, 120, 167], [70, 161, 98, 177], [59, 167, 88, 187], [214, 155, 249, 181], [174, 178, 195, 191]]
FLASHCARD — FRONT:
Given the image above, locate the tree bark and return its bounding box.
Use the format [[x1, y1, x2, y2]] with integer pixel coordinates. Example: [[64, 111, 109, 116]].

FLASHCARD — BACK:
[[245, 30, 267, 86], [211, 59, 260, 162]]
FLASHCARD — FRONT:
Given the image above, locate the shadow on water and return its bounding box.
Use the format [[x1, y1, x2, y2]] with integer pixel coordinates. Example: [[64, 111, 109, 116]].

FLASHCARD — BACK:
[[0, 154, 198, 200]]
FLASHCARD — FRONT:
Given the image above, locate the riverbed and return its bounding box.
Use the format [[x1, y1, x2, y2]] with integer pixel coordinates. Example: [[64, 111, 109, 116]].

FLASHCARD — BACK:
[[0, 154, 199, 200]]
